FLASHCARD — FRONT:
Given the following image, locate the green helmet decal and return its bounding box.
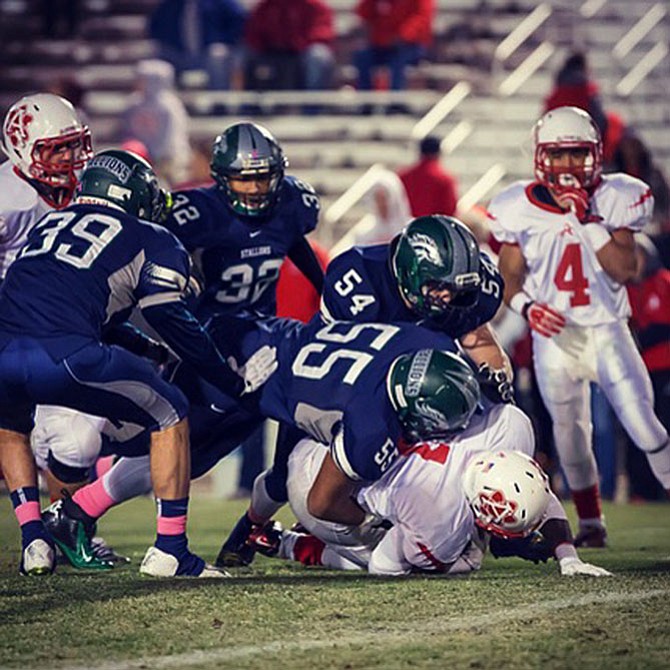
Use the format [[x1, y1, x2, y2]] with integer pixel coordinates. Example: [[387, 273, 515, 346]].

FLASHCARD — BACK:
[[387, 349, 481, 442], [210, 122, 287, 219], [77, 149, 168, 222], [391, 215, 482, 319]]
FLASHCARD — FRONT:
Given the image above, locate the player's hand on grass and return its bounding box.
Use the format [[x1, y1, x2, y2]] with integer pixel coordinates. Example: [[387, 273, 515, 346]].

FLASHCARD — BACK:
[[559, 556, 613, 577]]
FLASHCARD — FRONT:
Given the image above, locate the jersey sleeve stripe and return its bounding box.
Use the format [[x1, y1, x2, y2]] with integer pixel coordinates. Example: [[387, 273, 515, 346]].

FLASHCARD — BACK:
[[138, 292, 184, 309], [330, 427, 364, 482]]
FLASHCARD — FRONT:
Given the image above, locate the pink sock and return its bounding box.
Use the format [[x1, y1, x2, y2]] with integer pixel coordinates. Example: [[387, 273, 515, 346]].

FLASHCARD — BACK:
[[94, 455, 116, 480], [72, 478, 116, 519]]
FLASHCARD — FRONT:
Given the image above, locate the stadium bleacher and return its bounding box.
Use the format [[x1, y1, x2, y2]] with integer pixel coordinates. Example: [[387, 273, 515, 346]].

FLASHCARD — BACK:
[[0, 0, 668, 244]]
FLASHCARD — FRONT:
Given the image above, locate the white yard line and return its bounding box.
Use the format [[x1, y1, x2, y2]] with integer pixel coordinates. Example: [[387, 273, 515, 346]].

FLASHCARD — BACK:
[[22, 588, 668, 670]]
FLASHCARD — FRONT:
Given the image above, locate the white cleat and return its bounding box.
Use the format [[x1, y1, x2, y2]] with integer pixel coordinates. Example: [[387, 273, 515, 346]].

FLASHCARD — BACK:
[[139, 546, 230, 578], [20, 538, 56, 576]]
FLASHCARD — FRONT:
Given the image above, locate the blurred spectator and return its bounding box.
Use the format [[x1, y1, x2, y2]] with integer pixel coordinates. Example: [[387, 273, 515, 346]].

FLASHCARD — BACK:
[[120, 60, 192, 185], [40, 0, 81, 39], [120, 139, 152, 164], [398, 135, 458, 217], [330, 167, 411, 258], [243, 0, 335, 91], [47, 76, 89, 127], [612, 134, 670, 233], [353, 0, 434, 91], [625, 235, 670, 500], [149, 0, 247, 90], [174, 138, 215, 190], [544, 50, 627, 167]]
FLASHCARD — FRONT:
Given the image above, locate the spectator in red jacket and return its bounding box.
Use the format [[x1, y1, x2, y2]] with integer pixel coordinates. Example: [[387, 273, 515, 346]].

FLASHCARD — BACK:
[[243, 0, 335, 90], [398, 135, 458, 217], [625, 235, 670, 500], [354, 0, 434, 91]]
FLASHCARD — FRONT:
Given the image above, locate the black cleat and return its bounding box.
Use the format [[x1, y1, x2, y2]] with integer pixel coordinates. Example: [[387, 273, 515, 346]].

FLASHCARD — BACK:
[[42, 499, 113, 571], [215, 513, 258, 567], [489, 531, 553, 564], [574, 524, 608, 548]]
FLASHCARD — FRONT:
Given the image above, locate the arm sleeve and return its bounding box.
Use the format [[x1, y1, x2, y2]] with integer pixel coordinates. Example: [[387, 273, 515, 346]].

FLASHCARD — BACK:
[[141, 300, 243, 397], [101, 321, 164, 361], [287, 236, 324, 294]]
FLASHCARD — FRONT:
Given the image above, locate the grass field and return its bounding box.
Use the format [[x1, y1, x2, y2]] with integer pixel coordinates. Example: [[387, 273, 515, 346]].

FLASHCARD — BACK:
[[1, 495, 669, 670]]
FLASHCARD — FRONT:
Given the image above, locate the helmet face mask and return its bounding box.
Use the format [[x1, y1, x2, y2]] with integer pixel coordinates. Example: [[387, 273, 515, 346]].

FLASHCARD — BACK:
[[210, 122, 287, 220], [392, 215, 481, 321], [463, 451, 552, 539], [387, 349, 481, 442], [533, 106, 602, 196], [76, 149, 168, 222], [2, 93, 92, 209]]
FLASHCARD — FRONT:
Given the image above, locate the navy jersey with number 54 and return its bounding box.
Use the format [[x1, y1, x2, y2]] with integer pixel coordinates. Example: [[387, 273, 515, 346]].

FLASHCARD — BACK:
[[164, 176, 319, 319], [321, 244, 503, 338], [207, 314, 459, 483]]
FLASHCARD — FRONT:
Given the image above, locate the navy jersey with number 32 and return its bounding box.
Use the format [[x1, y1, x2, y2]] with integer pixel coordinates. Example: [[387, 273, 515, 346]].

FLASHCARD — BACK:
[[321, 244, 503, 338], [164, 176, 319, 319]]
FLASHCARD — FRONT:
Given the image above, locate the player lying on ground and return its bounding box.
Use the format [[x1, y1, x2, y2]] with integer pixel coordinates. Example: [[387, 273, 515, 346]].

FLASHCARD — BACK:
[[246, 404, 611, 577]]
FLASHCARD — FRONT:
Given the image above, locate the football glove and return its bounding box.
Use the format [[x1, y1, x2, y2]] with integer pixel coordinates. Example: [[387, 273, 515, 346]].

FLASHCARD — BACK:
[[228, 345, 278, 395], [523, 301, 566, 337], [559, 556, 613, 577], [477, 363, 515, 404]]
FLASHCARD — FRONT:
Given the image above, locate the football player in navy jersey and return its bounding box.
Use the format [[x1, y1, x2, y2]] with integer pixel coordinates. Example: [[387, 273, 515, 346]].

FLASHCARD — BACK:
[[0, 149, 276, 577], [218, 214, 514, 566], [39, 312, 480, 567], [164, 121, 323, 320]]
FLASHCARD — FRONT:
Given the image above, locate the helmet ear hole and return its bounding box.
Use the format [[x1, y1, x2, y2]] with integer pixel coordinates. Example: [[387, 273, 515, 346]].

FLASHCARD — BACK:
[[392, 215, 481, 319], [387, 349, 480, 442], [210, 122, 287, 219]]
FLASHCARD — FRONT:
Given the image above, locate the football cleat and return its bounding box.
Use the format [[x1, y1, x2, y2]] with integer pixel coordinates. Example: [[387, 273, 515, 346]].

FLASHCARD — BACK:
[[215, 513, 258, 568], [139, 547, 230, 578], [90, 536, 131, 564], [20, 538, 56, 576], [574, 524, 608, 548], [42, 500, 113, 570], [247, 521, 284, 558]]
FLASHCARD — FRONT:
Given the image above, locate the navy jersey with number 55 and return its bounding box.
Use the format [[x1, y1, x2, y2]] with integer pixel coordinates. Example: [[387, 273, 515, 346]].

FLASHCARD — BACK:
[[164, 176, 319, 319], [207, 314, 459, 482], [321, 244, 503, 338]]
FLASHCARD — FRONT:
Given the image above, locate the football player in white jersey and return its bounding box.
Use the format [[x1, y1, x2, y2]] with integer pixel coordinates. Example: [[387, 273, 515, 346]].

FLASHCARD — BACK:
[[487, 106, 670, 547], [247, 403, 610, 577], [0, 94, 120, 562]]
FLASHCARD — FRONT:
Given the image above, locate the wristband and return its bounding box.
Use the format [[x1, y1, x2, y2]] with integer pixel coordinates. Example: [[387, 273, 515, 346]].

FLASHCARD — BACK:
[[509, 291, 532, 316], [582, 223, 611, 252]]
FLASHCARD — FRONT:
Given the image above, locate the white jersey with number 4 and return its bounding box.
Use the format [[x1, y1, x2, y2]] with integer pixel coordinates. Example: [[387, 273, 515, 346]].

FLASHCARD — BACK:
[[487, 173, 653, 326], [0, 160, 51, 280]]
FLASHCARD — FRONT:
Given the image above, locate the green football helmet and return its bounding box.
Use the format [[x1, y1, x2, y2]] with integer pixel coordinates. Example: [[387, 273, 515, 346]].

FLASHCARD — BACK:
[[76, 149, 169, 222], [391, 214, 482, 320], [386, 349, 480, 442], [210, 122, 287, 219]]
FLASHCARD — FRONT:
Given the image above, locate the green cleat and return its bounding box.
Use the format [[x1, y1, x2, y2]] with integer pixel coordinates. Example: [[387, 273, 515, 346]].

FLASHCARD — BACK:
[[42, 500, 114, 571]]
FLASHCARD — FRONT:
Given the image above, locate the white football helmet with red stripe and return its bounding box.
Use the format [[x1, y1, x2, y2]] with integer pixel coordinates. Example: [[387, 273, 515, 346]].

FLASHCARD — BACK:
[[463, 450, 551, 538], [2, 93, 92, 208], [533, 105, 602, 195]]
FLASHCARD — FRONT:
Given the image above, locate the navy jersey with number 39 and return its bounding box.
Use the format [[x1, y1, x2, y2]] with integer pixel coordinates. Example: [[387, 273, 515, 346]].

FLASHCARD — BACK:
[[164, 176, 319, 319], [321, 244, 503, 338], [0, 203, 191, 360]]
